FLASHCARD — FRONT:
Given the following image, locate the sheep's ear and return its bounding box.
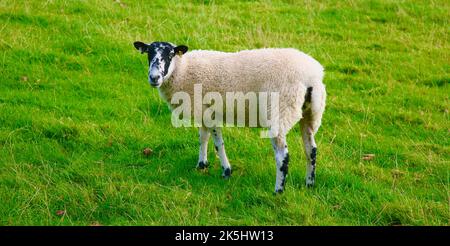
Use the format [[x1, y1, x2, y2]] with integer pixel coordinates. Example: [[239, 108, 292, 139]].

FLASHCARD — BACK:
[[133, 41, 149, 54], [174, 45, 188, 56]]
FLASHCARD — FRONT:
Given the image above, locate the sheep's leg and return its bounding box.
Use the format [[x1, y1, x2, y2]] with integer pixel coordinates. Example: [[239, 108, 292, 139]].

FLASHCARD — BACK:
[[271, 135, 289, 193], [197, 126, 210, 169], [300, 120, 317, 187], [211, 128, 232, 179]]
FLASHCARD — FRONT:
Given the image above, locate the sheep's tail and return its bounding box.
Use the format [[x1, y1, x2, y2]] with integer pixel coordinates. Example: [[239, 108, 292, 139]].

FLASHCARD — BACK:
[[310, 82, 326, 133], [302, 81, 326, 134]]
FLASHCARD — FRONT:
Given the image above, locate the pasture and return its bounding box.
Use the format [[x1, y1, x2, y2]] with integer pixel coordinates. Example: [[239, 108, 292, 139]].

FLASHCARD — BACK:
[[0, 0, 448, 225]]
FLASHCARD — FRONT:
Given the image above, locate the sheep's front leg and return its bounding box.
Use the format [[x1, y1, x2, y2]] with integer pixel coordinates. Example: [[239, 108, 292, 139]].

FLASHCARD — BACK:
[[271, 135, 289, 194], [197, 127, 210, 169], [211, 128, 232, 179]]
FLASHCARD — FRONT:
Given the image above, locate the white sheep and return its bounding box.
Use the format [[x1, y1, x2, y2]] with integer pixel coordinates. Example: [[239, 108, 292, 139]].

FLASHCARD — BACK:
[[134, 41, 326, 193]]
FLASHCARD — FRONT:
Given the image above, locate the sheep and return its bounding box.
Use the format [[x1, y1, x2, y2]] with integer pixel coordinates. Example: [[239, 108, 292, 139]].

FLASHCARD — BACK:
[[133, 41, 326, 193]]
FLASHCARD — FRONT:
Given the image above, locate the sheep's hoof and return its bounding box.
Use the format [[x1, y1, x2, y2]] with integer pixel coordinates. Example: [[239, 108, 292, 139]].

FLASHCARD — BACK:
[[274, 189, 284, 195], [197, 161, 209, 169], [306, 178, 315, 188], [306, 172, 315, 188], [222, 168, 232, 179]]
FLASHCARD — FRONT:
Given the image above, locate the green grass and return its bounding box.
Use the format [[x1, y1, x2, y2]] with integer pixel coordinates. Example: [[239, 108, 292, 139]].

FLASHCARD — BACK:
[[0, 0, 448, 225]]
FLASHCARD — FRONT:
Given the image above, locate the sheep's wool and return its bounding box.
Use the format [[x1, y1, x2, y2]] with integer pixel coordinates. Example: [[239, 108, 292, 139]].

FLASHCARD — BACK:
[[158, 48, 326, 136]]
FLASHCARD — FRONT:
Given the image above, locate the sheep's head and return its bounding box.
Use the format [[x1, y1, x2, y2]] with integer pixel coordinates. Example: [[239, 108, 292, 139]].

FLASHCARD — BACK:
[[134, 41, 188, 87]]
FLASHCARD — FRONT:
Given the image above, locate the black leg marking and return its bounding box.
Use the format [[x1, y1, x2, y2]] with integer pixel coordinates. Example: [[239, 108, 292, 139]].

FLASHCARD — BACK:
[[214, 145, 218, 152], [197, 161, 209, 169], [276, 153, 289, 193], [280, 153, 289, 187], [307, 147, 317, 188], [311, 147, 317, 166]]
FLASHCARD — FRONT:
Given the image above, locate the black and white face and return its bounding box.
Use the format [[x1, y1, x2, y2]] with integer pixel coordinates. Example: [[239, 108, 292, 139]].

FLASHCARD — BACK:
[[134, 41, 188, 87]]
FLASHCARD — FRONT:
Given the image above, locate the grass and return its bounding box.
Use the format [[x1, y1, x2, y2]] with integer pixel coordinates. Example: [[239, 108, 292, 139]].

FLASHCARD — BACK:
[[0, 0, 448, 225]]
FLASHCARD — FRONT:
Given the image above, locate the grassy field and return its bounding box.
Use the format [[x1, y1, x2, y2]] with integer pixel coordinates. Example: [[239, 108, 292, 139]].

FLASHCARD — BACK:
[[0, 0, 448, 225]]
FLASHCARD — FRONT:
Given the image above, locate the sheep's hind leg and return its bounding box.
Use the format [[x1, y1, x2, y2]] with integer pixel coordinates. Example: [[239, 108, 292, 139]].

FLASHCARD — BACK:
[[271, 135, 289, 194], [197, 126, 210, 169], [300, 120, 317, 188], [211, 128, 232, 179]]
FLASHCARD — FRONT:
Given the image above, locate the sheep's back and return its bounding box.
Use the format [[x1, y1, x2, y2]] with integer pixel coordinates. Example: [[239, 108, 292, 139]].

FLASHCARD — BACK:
[[183, 48, 323, 93]]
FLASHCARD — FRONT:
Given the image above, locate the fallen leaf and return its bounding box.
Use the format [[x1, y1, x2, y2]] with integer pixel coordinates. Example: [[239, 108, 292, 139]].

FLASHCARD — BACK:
[[392, 169, 405, 178], [362, 154, 375, 161], [114, 0, 127, 8], [332, 204, 342, 210], [56, 210, 66, 216], [143, 148, 153, 156]]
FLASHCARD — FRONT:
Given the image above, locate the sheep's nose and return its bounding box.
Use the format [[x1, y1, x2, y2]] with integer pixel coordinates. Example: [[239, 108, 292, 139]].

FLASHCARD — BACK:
[[149, 67, 161, 84], [150, 74, 160, 82]]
